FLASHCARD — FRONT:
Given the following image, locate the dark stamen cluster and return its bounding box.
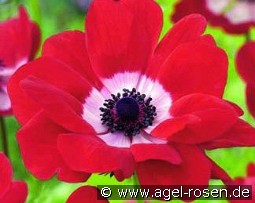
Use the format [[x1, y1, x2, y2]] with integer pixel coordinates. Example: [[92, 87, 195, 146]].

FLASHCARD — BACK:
[[100, 88, 157, 136]]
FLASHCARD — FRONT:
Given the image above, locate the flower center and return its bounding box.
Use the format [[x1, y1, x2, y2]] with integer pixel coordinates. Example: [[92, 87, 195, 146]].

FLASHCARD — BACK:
[[116, 97, 139, 121], [100, 88, 157, 136]]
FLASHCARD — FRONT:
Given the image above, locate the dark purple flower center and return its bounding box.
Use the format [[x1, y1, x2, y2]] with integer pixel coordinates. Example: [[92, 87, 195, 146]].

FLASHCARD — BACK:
[[116, 97, 140, 121], [99, 88, 157, 136]]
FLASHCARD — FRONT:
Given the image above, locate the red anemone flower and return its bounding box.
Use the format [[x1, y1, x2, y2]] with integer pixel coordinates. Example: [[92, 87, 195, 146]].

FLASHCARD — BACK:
[[236, 41, 255, 118], [171, 0, 255, 34], [0, 153, 28, 203], [0, 6, 40, 116], [67, 186, 109, 203], [8, 0, 255, 188], [228, 163, 255, 203]]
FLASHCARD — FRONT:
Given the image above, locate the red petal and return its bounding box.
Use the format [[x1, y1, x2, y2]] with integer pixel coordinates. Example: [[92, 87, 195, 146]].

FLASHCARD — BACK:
[[0, 181, 27, 203], [17, 111, 89, 182], [151, 115, 200, 139], [208, 158, 231, 184], [202, 119, 255, 150], [156, 42, 228, 100], [148, 14, 207, 76], [194, 34, 216, 46], [0, 153, 12, 198], [131, 143, 182, 164], [86, 0, 162, 77], [8, 57, 91, 125], [153, 94, 238, 144], [171, 0, 204, 23], [171, 94, 236, 116], [236, 41, 255, 85], [57, 165, 91, 183], [137, 144, 211, 185], [246, 84, 255, 118], [67, 186, 109, 203], [42, 31, 101, 88], [225, 100, 244, 116], [247, 163, 255, 177], [20, 76, 95, 134], [58, 134, 135, 179], [17, 6, 40, 61]]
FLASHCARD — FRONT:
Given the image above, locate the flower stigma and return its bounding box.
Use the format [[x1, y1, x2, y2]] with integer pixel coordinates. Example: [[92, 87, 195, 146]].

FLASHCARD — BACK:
[[100, 88, 157, 136]]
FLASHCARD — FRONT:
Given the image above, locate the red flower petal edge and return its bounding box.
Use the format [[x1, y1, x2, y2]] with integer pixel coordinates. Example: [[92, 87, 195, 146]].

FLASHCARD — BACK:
[[0, 153, 28, 202], [236, 41, 255, 118], [67, 186, 109, 203]]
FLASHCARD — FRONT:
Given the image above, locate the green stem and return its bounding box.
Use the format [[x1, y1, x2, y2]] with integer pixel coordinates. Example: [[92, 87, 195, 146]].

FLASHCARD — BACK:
[[133, 173, 144, 203], [246, 30, 251, 42], [0, 117, 8, 157]]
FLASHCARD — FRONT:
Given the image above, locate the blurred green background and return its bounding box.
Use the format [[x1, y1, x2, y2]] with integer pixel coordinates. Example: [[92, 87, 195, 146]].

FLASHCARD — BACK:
[[1, 0, 255, 202]]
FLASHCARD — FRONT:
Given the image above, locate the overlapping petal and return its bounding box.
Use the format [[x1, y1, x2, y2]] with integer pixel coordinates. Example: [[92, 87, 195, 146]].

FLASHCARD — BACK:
[[8, 57, 92, 124], [131, 143, 181, 164], [58, 134, 135, 181], [20, 76, 95, 134], [137, 145, 211, 185], [202, 119, 255, 150], [152, 94, 238, 144], [0, 153, 28, 202], [42, 31, 101, 88], [17, 111, 90, 182]]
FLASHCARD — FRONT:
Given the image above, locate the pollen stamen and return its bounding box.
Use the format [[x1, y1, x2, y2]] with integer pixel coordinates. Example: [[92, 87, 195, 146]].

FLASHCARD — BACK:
[[99, 88, 157, 136]]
